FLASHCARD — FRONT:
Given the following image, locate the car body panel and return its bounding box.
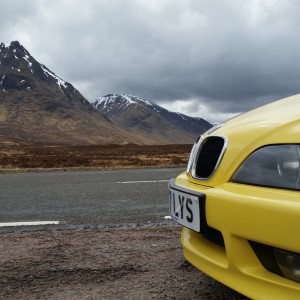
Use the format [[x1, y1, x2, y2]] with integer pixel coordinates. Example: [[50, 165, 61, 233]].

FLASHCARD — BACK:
[[173, 175, 300, 299], [171, 94, 300, 299], [181, 228, 300, 300]]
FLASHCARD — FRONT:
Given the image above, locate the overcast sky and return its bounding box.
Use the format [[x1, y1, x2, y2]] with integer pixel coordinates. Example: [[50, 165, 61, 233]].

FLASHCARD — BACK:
[[1, 0, 300, 123]]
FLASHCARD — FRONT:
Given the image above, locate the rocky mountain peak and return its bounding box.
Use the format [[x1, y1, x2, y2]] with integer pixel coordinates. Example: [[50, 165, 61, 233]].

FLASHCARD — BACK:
[[0, 41, 81, 102], [93, 94, 166, 117], [93, 94, 212, 144]]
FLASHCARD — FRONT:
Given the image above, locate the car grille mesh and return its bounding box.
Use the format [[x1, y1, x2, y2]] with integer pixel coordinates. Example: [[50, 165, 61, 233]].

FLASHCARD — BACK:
[[194, 136, 225, 179]]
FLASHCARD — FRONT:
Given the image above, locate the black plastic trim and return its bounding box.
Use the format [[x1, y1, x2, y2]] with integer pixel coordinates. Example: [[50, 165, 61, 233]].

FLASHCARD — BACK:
[[169, 178, 216, 233]]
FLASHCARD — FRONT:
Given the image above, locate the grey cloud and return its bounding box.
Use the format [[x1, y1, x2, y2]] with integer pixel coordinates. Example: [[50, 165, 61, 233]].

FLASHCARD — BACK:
[[1, 0, 300, 119]]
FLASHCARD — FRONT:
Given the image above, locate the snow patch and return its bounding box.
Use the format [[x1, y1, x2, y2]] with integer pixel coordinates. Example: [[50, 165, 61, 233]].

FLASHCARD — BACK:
[[174, 112, 188, 121], [0, 75, 6, 86], [95, 93, 165, 114], [122, 95, 136, 105], [95, 94, 136, 111], [23, 54, 33, 73], [23, 55, 32, 66], [40, 64, 68, 90], [127, 94, 162, 113]]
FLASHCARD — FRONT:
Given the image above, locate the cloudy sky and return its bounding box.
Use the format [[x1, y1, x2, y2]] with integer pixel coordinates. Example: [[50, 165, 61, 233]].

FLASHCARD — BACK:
[[1, 0, 300, 123]]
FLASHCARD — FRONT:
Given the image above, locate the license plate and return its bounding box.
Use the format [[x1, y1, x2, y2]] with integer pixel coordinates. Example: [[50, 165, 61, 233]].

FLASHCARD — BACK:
[[169, 187, 200, 232]]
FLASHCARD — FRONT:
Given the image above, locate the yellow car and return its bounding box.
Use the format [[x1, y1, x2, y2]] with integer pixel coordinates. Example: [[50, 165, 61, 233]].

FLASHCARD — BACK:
[[169, 94, 300, 299]]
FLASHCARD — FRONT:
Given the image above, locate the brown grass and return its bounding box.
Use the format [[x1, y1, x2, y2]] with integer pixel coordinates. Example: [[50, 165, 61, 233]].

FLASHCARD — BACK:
[[0, 144, 192, 171]]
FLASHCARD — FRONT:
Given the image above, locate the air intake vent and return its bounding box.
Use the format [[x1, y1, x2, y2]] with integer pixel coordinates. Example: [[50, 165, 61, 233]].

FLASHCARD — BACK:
[[193, 136, 226, 179]]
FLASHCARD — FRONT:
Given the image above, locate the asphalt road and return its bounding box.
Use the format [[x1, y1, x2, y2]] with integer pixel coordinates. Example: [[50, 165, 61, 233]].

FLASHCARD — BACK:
[[0, 168, 184, 229]]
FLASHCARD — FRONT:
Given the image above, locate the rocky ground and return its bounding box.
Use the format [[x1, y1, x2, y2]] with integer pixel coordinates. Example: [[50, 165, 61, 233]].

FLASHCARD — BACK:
[[0, 225, 249, 300]]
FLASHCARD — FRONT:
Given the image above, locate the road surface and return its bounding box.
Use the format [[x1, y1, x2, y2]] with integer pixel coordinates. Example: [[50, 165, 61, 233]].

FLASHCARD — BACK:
[[0, 168, 184, 229]]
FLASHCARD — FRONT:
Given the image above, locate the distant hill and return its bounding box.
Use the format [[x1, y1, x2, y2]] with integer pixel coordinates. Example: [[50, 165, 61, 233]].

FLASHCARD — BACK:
[[93, 94, 212, 144], [0, 41, 140, 145]]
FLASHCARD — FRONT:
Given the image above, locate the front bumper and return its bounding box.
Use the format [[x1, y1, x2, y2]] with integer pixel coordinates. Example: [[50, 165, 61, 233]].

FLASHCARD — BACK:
[[171, 173, 300, 300]]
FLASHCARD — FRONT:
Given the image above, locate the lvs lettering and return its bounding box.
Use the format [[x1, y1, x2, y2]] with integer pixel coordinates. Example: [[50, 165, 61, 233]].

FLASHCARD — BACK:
[[178, 195, 185, 218], [172, 193, 193, 223], [172, 193, 178, 217], [185, 198, 193, 222]]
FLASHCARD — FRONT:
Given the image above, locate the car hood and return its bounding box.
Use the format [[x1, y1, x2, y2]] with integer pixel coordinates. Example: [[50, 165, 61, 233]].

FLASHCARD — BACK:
[[190, 94, 300, 187], [217, 94, 300, 139]]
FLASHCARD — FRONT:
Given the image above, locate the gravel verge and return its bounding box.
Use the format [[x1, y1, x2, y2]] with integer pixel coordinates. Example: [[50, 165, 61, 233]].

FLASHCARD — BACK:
[[0, 225, 249, 299]]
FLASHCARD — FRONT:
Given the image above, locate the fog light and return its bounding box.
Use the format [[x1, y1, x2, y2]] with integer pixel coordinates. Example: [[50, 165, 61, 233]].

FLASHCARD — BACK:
[[274, 249, 300, 282]]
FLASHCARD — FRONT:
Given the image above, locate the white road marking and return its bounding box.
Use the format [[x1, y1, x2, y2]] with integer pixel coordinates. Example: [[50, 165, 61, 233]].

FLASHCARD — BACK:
[[164, 216, 172, 220], [0, 221, 60, 227], [117, 180, 169, 184]]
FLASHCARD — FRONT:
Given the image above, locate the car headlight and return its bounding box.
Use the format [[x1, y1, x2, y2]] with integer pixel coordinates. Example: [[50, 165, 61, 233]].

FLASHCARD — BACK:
[[232, 144, 300, 190]]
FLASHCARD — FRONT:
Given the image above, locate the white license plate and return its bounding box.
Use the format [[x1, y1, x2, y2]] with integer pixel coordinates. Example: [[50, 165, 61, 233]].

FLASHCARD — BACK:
[[169, 187, 200, 232]]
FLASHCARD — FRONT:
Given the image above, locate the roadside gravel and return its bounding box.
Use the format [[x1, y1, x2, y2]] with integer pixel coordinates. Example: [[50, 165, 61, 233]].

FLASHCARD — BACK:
[[0, 225, 249, 299]]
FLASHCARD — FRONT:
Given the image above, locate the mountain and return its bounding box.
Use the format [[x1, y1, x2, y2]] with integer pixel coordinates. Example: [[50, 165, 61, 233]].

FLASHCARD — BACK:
[[0, 41, 140, 145], [93, 94, 212, 144]]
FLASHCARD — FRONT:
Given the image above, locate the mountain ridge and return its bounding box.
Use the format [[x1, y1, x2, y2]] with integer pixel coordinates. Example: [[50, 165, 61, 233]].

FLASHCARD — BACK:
[[93, 94, 212, 144]]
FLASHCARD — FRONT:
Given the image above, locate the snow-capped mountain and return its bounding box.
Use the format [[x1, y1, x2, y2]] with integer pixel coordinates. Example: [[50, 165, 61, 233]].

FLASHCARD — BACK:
[[0, 41, 80, 99], [94, 94, 163, 114], [0, 41, 140, 145], [93, 94, 212, 144]]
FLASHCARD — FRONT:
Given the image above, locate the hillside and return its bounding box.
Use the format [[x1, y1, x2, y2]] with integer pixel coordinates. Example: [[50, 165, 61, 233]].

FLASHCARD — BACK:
[[0, 41, 140, 145], [93, 94, 212, 144]]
